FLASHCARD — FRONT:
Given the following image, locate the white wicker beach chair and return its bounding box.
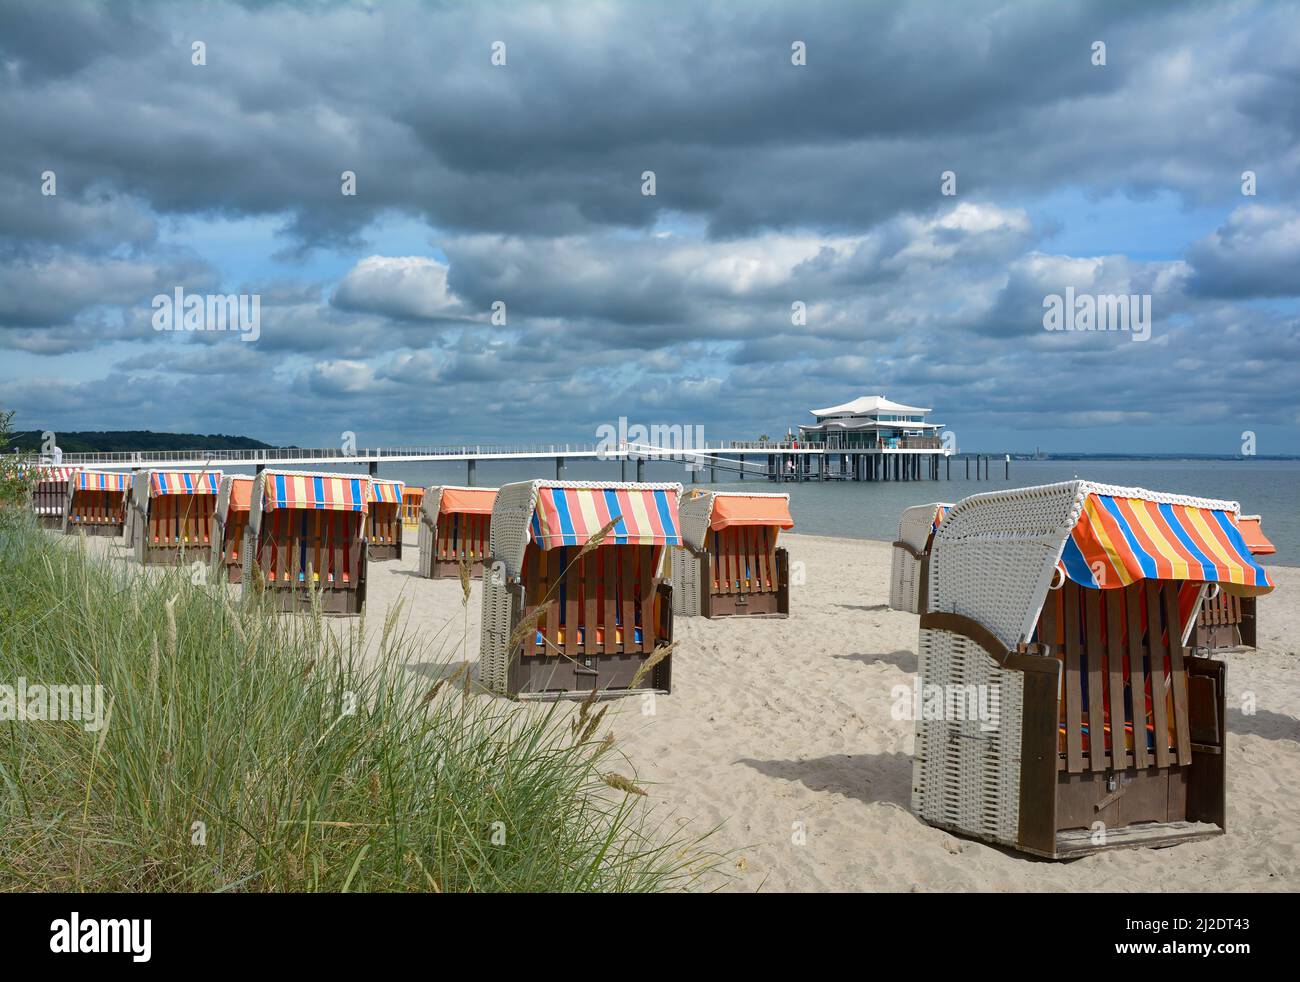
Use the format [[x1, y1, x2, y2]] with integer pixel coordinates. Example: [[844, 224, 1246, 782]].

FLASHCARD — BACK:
[[416, 485, 497, 578], [62, 470, 131, 539], [129, 469, 223, 565], [366, 478, 405, 562], [912, 480, 1272, 858], [888, 501, 953, 613], [27, 466, 76, 529], [479, 480, 681, 697], [243, 470, 372, 615], [210, 475, 253, 584], [671, 489, 793, 618]]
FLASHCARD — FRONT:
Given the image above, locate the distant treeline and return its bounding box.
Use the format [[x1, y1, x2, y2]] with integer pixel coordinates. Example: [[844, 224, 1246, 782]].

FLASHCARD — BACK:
[[9, 430, 284, 453]]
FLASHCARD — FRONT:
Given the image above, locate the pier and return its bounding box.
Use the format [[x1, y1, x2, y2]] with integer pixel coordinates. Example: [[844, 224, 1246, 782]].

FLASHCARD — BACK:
[[31, 441, 1007, 483]]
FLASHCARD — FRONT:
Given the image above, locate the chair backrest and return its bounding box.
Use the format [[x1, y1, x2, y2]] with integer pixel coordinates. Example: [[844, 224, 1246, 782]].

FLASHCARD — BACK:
[[255, 507, 364, 587], [708, 525, 780, 597], [520, 542, 665, 658], [1037, 580, 1192, 774]]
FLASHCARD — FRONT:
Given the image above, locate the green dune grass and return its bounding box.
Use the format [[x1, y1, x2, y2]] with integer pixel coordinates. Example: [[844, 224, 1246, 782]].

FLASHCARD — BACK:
[[0, 517, 716, 892]]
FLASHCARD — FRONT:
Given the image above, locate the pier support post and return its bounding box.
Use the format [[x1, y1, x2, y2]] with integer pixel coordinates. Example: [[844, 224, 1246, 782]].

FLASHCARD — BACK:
[[1005, 456, 1009, 480], [368, 460, 378, 477], [555, 457, 563, 481], [621, 456, 627, 482], [946, 455, 950, 480], [636, 457, 645, 482], [710, 463, 716, 482], [467, 459, 476, 487], [738, 455, 745, 480]]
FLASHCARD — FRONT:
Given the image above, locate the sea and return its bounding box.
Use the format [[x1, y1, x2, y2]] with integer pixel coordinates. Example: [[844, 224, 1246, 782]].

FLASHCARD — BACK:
[[215, 457, 1297, 565]]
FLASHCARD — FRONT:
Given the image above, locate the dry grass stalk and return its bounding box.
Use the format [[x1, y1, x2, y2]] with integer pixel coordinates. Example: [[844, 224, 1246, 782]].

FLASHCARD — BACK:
[[628, 641, 675, 690], [457, 558, 471, 604], [602, 773, 647, 797]]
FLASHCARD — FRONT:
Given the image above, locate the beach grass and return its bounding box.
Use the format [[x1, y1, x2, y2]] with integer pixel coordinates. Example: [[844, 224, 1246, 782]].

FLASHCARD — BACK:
[[0, 516, 716, 892]]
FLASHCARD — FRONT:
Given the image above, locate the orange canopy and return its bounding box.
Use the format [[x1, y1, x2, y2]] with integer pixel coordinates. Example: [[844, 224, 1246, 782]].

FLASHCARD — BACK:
[[229, 476, 253, 512], [709, 494, 794, 531], [441, 487, 497, 516], [1237, 516, 1276, 556]]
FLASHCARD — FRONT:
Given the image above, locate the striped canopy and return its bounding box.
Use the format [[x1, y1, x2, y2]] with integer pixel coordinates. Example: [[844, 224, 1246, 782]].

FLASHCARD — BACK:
[[263, 473, 368, 513], [368, 479, 405, 504], [1058, 492, 1272, 595], [931, 504, 949, 533], [530, 486, 680, 549], [23, 465, 76, 482], [150, 471, 222, 497], [77, 471, 130, 492]]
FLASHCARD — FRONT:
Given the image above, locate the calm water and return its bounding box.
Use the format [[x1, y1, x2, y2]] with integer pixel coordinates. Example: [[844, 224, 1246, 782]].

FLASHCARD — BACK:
[[215, 457, 1296, 564]]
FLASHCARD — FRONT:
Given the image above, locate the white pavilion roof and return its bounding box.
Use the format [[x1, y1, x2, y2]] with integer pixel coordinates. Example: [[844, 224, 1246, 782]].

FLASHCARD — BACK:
[[811, 395, 931, 418]]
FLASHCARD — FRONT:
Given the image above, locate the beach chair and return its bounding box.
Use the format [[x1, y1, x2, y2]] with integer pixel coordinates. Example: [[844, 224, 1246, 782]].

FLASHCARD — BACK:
[[26, 465, 76, 529], [889, 501, 953, 613], [131, 470, 223, 565], [62, 471, 130, 537], [366, 478, 405, 561], [672, 490, 793, 617], [479, 481, 680, 697], [1192, 514, 1274, 651], [211, 475, 253, 584], [911, 481, 1273, 859], [244, 470, 371, 615], [401, 486, 424, 528], [417, 485, 497, 578]]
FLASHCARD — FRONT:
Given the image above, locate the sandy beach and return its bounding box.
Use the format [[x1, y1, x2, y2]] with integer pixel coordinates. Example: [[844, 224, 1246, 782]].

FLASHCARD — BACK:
[[82, 529, 1300, 892]]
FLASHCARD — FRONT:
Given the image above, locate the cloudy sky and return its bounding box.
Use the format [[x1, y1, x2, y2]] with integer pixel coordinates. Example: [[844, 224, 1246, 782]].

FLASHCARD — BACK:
[[2, 0, 1298, 454]]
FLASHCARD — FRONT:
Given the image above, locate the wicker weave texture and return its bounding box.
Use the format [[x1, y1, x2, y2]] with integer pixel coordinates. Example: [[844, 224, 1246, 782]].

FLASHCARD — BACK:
[[889, 502, 951, 614], [678, 490, 715, 552], [416, 487, 441, 576], [911, 626, 1024, 847], [211, 475, 235, 579], [478, 558, 518, 694], [670, 547, 704, 616]]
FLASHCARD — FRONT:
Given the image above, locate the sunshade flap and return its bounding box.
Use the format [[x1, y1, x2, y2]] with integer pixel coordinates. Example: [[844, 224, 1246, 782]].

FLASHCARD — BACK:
[[441, 487, 497, 516], [1058, 492, 1272, 596], [708, 494, 794, 531]]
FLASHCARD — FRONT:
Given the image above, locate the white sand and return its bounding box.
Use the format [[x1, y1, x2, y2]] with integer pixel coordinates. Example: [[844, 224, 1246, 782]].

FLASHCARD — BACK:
[[81, 529, 1300, 891]]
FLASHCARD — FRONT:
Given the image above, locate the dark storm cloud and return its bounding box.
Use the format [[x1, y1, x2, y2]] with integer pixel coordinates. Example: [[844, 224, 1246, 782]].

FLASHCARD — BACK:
[[3, 0, 1297, 248]]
